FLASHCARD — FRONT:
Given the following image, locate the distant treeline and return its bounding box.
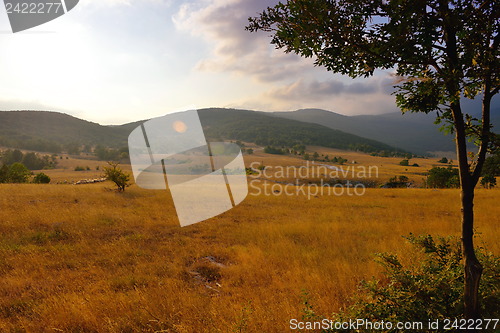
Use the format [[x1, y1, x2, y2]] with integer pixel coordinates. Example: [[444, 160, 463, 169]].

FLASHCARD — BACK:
[[0, 149, 54, 184], [0, 136, 130, 162], [94, 145, 129, 161], [370, 150, 422, 158], [0, 136, 62, 153], [0, 149, 57, 170], [0, 136, 96, 155]]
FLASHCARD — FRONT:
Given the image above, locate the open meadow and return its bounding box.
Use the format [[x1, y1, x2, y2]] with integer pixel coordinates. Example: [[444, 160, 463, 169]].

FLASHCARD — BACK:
[[0, 151, 498, 332]]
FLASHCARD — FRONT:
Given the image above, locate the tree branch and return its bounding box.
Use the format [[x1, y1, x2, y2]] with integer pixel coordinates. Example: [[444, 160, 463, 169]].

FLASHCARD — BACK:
[[491, 85, 500, 96]]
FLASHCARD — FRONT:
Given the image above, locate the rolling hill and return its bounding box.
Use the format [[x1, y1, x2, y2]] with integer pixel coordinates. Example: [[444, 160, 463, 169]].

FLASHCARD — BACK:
[[0, 109, 405, 155], [8, 105, 498, 155], [197, 108, 402, 153], [0, 111, 131, 152]]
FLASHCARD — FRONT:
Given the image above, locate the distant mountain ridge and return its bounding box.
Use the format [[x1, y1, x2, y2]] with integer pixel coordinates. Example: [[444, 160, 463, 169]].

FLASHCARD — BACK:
[[273, 107, 500, 154]]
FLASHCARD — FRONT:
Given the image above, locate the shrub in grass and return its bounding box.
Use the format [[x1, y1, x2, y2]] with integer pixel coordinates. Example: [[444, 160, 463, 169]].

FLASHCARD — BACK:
[[33, 172, 51, 184], [304, 235, 499, 332]]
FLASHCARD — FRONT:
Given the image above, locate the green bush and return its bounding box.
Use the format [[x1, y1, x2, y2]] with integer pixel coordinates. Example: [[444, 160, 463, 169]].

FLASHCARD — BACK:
[[332, 156, 348, 164], [0, 164, 8, 183], [33, 173, 51, 184], [399, 159, 409, 166], [245, 167, 257, 175], [480, 175, 497, 189], [482, 154, 500, 176], [7, 163, 31, 183], [264, 146, 285, 155], [384, 175, 410, 188], [426, 166, 460, 188], [308, 235, 500, 332]]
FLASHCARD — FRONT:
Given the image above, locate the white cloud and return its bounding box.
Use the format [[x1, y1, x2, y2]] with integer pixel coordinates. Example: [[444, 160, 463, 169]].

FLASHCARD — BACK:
[[173, 0, 323, 83], [172, 0, 400, 116], [0, 0, 405, 123], [227, 75, 399, 115]]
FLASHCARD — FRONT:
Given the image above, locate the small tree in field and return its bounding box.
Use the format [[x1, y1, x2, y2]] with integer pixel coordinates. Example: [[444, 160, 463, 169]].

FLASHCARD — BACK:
[[33, 173, 51, 184], [427, 166, 460, 188], [247, 0, 499, 319], [399, 159, 410, 166], [438, 157, 449, 164], [103, 162, 130, 192]]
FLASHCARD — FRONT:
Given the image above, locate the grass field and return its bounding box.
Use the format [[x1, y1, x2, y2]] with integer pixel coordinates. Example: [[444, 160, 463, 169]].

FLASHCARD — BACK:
[[0, 151, 498, 332], [242, 145, 451, 187]]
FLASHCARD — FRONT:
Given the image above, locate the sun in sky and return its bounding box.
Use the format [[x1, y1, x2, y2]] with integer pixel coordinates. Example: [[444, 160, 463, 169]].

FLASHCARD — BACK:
[[0, 0, 400, 124]]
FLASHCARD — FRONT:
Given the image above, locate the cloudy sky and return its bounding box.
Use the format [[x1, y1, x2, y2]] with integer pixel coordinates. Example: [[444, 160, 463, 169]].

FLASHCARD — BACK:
[[0, 0, 401, 124]]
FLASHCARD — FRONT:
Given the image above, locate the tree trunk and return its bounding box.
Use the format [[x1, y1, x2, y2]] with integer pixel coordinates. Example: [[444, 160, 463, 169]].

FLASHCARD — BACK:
[[460, 88, 492, 321], [461, 183, 483, 320], [450, 101, 484, 321]]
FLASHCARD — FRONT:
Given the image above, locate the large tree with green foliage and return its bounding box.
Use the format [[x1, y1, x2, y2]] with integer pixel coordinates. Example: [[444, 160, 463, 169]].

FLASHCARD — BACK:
[[247, 0, 498, 320]]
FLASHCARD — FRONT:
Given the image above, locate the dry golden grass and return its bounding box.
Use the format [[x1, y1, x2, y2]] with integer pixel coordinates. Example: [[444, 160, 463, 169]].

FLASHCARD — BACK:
[[42, 154, 106, 184], [0, 152, 498, 332]]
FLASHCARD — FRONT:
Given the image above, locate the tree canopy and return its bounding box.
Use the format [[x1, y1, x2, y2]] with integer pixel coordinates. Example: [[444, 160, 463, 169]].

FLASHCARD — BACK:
[[247, 0, 499, 169], [247, 0, 499, 320]]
